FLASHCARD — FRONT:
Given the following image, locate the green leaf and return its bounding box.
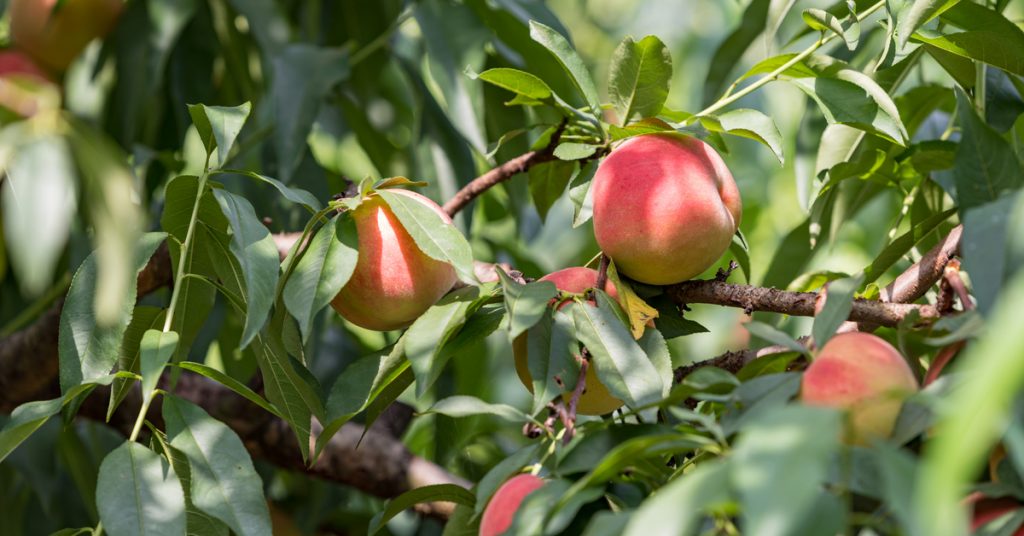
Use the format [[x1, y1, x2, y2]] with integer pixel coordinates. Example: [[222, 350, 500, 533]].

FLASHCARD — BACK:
[[953, 89, 1024, 213], [529, 20, 602, 115], [623, 461, 732, 536], [895, 0, 961, 49], [361, 367, 415, 443], [406, 286, 480, 397], [283, 214, 358, 341], [176, 362, 282, 419], [59, 232, 167, 393], [699, 108, 784, 164], [874, 443, 920, 532], [367, 484, 475, 535], [608, 118, 675, 141], [165, 445, 231, 536], [912, 2, 1024, 77], [163, 396, 272, 536], [962, 193, 1021, 314], [742, 54, 908, 144], [426, 396, 537, 424], [860, 207, 957, 285], [139, 329, 179, 405], [187, 102, 252, 169], [791, 73, 907, 145], [316, 340, 408, 458], [914, 272, 1024, 536], [802, 8, 857, 50], [67, 124, 146, 326], [732, 406, 842, 536], [608, 35, 672, 124], [217, 170, 322, 212], [702, 0, 772, 106], [524, 309, 580, 414], [528, 159, 577, 221], [271, 45, 350, 181], [477, 68, 553, 100], [0, 134, 76, 297], [212, 190, 280, 349], [569, 293, 663, 409], [250, 330, 320, 462], [638, 329, 672, 397], [96, 442, 186, 536], [161, 175, 230, 241], [744, 321, 810, 356], [553, 142, 599, 161], [568, 159, 598, 227], [496, 267, 558, 341], [811, 275, 863, 348], [375, 189, 475, 283], [0, 377, 114, 463], [108, 306, 165, 420]]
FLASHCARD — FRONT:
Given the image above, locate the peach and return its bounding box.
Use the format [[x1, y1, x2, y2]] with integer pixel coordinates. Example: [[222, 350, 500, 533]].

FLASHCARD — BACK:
[[331, 189, 457, 331], [479, 474, 544, 536], [10, 0, 123, 72], [801, 332, 919, 445], [513, 267, 624, 415], [592, 132, 741, 285]]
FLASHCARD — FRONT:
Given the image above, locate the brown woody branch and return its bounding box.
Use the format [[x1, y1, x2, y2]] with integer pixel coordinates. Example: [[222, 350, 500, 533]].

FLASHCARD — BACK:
[[0, 239, 467, 518], [442, 150, 555, 217], [666, 280, 940, 327], [673, 225, 964, 380]]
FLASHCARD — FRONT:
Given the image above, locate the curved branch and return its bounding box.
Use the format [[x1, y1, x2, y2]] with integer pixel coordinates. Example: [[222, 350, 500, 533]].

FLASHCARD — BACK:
[[442, 150, 554, 217], [666, 280, 939, 327]]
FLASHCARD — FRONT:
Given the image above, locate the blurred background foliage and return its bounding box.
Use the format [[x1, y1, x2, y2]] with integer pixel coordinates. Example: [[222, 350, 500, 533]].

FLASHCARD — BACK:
[[1, 0, 1024, 534]]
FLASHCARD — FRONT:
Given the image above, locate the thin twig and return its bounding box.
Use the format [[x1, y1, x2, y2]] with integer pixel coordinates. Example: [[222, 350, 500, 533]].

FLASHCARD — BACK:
[[942, 259, 973, 311], [563, 355, 590, 445]]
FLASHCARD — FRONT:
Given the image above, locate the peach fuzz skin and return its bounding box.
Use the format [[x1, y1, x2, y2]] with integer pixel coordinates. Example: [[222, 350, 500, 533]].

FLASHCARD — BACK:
[[592, 132, 741, 285], [512, 267, 624, 416], [801, 332, 919, 445], [330, 189, 457, 332], [479, 474, 545, 536], [11, 0, 123, 72]]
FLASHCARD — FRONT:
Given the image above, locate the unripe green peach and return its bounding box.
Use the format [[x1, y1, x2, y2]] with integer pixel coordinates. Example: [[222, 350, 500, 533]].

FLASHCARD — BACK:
[[479, 474, 544, 536], [512, 267, 623, 415], [331, 190, 457, 331], [801, 332, 919, 445], [592, 132, 741, 285], [10, 0, 123, 72]]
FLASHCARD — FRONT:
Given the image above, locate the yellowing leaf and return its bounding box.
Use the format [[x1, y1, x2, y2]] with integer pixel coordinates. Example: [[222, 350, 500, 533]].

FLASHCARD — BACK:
[[606, 261, 658, 339]]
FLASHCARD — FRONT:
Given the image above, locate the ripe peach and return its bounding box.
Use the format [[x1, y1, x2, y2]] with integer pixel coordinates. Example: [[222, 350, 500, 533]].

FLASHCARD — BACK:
[[592, 132, 741, 285], [512, 267, 624, 415], [479, 474, 544, 536], [801, 332, 919, 445], [10, 0, 123, 72], [331, 189, 457, 331]]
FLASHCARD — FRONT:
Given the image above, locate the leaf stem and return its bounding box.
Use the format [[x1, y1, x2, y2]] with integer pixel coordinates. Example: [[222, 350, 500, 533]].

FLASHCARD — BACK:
[[162, 169, 211, 333], [697, 0, 885, 118]]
